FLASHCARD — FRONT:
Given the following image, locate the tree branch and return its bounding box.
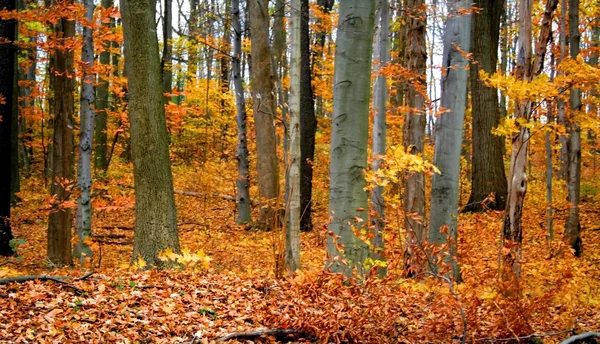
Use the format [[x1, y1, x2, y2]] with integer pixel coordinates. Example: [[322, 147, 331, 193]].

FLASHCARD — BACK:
[[214, 329, 306, 342]]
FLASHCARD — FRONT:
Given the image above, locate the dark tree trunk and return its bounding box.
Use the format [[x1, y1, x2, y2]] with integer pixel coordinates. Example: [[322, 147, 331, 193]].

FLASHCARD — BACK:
[[463, 0, 507, 213], [94, 0, 113, 172], [0, 0, 17, 256], [47, 15, 76, 267], [300, 0, 316, 232]]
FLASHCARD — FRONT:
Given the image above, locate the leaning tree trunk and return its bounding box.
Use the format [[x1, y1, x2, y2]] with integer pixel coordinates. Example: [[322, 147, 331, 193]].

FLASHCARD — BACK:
[[502, 0, 557, 283], [74, 0, 95, 263], [47, 13, 76, 267], [428, 0, 472, 280], [464, 0, 507, 213], [564, 0, 582, 256], [402, 0, 427, 276], [326, 0, 376, 278], [232, 0, 251, 224], [370, 0, 389, 276], [0, 0, 16, 256], [285, 0, 301, 273], [120, 0, 181, 267], [249, 0, 279, 228], [299, 0, 317, 232]]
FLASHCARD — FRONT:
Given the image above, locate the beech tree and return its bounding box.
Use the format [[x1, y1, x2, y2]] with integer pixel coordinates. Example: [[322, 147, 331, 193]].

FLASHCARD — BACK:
[[326, 0, 376, 277], [0, 0, 16, 256], [249, 0, 279, 228], [120, 0, 181, 267], [47, 6, 76, 267], [428, 0, 472, 279]]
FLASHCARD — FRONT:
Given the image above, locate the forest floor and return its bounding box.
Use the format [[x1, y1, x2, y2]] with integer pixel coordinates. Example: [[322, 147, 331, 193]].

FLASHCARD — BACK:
[[2, 160, 600, 343]]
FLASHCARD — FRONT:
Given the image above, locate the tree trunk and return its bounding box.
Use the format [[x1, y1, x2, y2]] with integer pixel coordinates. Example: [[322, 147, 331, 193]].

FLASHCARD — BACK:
[[326, 0, 376, 278], [0, 0, 16, 256], [464, 0, 507, 213], [94, 0, 113, 172], [162, 0, 173, 100], [370, 0, 389, 276], [312, 0, 334, 118], [249, 0, 279, 228], [120, 0, 181, 267], [232, 0, 251, 224], [74, 0, 95, 263], [564, 0, 581, 256], [47, 13, 76, 267], [401, 0, 426, 276], [502, 0, 557, 283], [558, 0, 568, 179], [299, 0, 316, 232], [285, 0, 301, 273], [428, 0, 472, 280]]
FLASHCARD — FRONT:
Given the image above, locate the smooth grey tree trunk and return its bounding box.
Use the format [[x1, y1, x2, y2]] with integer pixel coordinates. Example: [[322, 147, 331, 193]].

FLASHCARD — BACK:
[[121, 0, 181, 267], [74, 0, 95, 263], [370, 0, 389, 275], [285, 0, 301, 273], [326, 0, 376, 278], [232, 0, 251, 224], [428, 0, 471, 280], [402, 0, 427, 276], [564, 0, 582, 256]]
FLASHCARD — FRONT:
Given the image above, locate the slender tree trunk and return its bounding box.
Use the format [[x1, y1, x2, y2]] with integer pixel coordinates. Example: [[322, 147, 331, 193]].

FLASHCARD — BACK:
[[428, 0, 472, 280], [162, 0, 173, 100], [0, 0, 16, 255], [370, 0, 389, 276], [326, 0, 376, 278], [558, 0, 568, 179], [502, 0, 557, 283], [286, 0, 301, 273], [94, 0, 113, 172], [47, 13, 76, 267], [564, 0, 582, 256], [232, 0, 250, 224], [299, 0, 316, 232], [312, 0, 334, 118], [74, 0, 95, 263], [464, 0, 507, 213], [546, 53, 555, 240], [120, 0, 181, 267], [402, 0, 427, 276], [249, 0, 279, 228]]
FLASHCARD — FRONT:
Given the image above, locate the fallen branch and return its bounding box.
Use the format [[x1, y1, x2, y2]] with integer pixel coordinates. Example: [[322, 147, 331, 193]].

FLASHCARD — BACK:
[[477, 328, 575, 342], [174, 189, 238, 203], [214, 329, 306, 342], [560, 332, 600, 344], [0, 271, 94, 295]]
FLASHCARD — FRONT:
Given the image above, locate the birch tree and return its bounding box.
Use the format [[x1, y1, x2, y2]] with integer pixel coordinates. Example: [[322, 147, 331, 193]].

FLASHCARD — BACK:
[[402, 0, 427, 275], [74, 0, 95, 262], [120, 0, 181, 267], [232, 0, 250, 224], [286, 0, 301, 273], [371, 0, 389, 272], [326, 0, 376, 277], [0, 0, 16, 256], [428, 0, 472, 279], [564, 0, 582, 256], [502, 0, 557, 282]]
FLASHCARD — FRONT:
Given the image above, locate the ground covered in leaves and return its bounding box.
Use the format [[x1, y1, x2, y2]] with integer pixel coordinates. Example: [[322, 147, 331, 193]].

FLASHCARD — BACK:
[[2, 160, 600, 343]]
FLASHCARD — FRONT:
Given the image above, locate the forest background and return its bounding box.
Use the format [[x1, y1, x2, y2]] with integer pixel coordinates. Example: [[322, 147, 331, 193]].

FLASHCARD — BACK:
[[0, 0, 600, 342]]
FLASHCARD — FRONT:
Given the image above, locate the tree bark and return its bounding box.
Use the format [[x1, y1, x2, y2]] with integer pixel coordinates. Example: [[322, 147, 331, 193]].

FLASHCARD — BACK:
[[371, 0, 389, 276], [232, 0, 251, 224], [75, 0, 95, 263], [94, 0, 113, 172], [428, 0, 472, 280], [299, 0, 316, 232], [564, 0, 582, 256], [0, 0, 16, 255], [326, 0, 376, 278], [120, 0, 181, 267], [464, 0, 507, 213], [47, 12, 76, 267], [249, 0, 279, 228], [161, 0, 173, 100], [286, 0, 301, 273], [502, 0, 557, 283]]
